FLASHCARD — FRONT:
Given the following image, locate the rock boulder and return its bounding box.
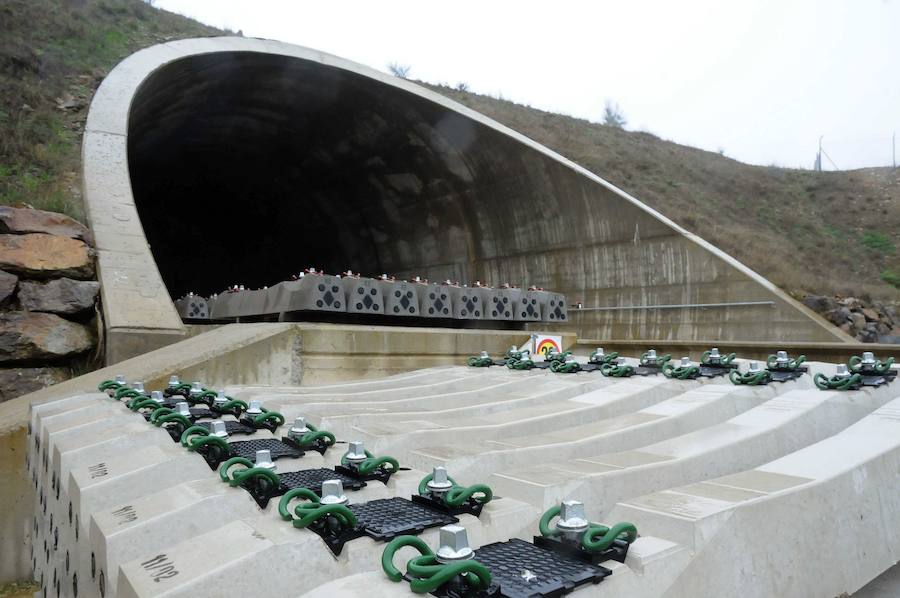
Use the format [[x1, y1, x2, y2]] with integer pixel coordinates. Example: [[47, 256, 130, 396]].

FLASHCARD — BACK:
[[0, 311, 94, 362], [803, 294, 838, 313], [0, 206, 92, 243], [0, 269, 16, 304], [18, 278, 100, 314], [0, 233, 94, 279], [0, 366, 70, 402]]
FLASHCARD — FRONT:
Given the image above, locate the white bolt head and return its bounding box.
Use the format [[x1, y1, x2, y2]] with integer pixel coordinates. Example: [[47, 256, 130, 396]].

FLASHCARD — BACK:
[[289, 417, 310, 438], [680, 356, 691, 367], [862, 352, 875, 364], [710, 347, 721, 358], [480, 351, 489, 358], [246, 400, 263, 415], [132, 381, 145, 393], [150, 390, 164, 403], [189, 381, 203, 395], [427, 466, 454, 493], [556, 500, 590, 533], [254, 449, 276, 470], [209, 421, 228, 438], [320, 479, 349, 505], [344, 441, 367, 463], [175, 402, 190, 416], [115, 374, 126, 384], [167, 375, 180, 387], [435, 525, 474, 563], [594, 348, 604, 356], [748, 361, 761, 373], [835, 364, 850, 378], [213, 390, 227, 406], [647, 349, 657, 359], [776, 350, 788, 361]]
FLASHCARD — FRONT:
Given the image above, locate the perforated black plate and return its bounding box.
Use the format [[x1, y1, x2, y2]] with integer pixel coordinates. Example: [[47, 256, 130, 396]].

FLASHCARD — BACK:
[[473, 538, 610, 598], [280, 468, 365, 494], [350, 497, 457, 541], [768, 366, 808, 383], [196, 420, 257, 436], [634, 364, 663, 376], [228, 438, 303, 461], [699, 363, 738, 378]]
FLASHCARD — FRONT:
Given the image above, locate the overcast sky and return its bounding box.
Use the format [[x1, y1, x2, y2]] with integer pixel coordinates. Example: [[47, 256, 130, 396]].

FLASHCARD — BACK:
[[155, 0, 900, 170]]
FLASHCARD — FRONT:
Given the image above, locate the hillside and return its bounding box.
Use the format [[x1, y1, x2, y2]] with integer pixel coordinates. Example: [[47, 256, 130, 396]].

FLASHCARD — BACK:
[[2, 0, 898, 303]]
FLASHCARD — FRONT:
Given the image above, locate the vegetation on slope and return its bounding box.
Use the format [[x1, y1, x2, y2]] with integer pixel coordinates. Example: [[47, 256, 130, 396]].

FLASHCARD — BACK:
[[1, 0, 897, 300]]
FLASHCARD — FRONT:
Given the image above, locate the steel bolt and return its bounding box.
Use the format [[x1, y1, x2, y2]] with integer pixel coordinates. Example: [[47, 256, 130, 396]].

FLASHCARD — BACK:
[[594, 348, 605, 357], [835, 364, 851, 378], [213, 390, 227, 407], [748, 361, 761, 373], [209, 421, 228, 438], [175, 402, 191, 416], [245, 400, 263, 416], [862, 352, 876, 365], [320, 479, 349, 505], [680, 356, 692, 367], [435, 525, 474, 563], [189, 382, 203, 397], [132, 381, 145, 393], [344, 441, 367, 465], [114, 374, 126, 385], [150, 390, 164, 403], [480, 351, 490, 359], [426, 466, 454, 495], [254, 449, 276, 470], [646, 349, 657, 362], [776, 351, 789, 365], [167, 375, 180, 387], [555, 500, 590, 539], [288, 417, 310, 439]]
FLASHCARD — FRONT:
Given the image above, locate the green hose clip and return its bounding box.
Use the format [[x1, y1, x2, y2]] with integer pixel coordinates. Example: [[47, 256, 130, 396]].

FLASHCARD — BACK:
[[98, 379, 125, 392], [294, 421, 336, 447], [217, 456, 281, 494], [766, 354, 807, 370], [545, 350, 572, 364], [814, 372, 862, 391], [212, 398, 248, 416], [539, 505, 638, 553], [129, 396, 162, 412], [663, 363, 700, 380], [729, 369, 771, 386], [114, 387, 143, 401], [277, 488, 357, 531], [341, 449, 400, 475], [382, 535, 492, 593], [600, 363, 634, 377], [167, 383, 193, 396], [189, 389, 216, 405], [466, 355, 494, 367], [505, 348, 523, 360], [418, 472, 493, 507], [848, 355, 895, 375], [700, 350, 737, 366], [252, 410, 285, 429], [507, 357, 535, 370], [550, 360, 581, 373], [639, 352, 672, 367], [589, 350, 619, 365], [181, 426, 230, 458]]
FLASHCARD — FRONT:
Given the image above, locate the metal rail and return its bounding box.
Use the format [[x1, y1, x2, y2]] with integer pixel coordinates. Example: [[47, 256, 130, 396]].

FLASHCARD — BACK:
[[572, 300, 775, 312]]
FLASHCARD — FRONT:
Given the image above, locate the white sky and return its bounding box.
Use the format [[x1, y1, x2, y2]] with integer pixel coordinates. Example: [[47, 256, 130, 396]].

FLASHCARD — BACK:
[[155, 0, 900, 170]]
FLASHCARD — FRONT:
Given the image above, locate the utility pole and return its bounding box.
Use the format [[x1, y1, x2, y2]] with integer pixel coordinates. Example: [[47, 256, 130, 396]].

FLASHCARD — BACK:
[[893, 131, 896, 169], [815, 135, 823, 171]]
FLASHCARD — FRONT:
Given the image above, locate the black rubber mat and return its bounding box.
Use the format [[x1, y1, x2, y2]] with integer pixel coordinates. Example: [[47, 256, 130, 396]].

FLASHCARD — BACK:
[[473, 538, 610, 598], [195, 420, 257, 436], [350, 497, 457, 541], [280, 468, 365, 494], [769, 366, 807, 383], [699, 364, 738, 378], [228, 438, 303, 461]]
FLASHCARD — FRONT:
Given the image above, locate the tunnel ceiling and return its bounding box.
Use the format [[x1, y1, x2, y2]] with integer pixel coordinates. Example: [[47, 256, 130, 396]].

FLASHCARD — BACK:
[[128, 51, 515, 297]]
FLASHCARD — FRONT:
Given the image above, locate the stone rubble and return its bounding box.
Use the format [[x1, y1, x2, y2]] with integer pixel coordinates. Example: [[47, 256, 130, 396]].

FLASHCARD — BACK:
[[803, 293, 900, 343]]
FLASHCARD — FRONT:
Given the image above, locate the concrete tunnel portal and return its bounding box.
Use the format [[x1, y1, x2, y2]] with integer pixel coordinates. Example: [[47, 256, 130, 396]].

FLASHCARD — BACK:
[[82, 37, 847, 362]]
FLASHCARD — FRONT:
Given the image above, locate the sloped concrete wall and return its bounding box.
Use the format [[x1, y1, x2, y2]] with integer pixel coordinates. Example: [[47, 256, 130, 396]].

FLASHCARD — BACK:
[[83, 37, 846, 362]]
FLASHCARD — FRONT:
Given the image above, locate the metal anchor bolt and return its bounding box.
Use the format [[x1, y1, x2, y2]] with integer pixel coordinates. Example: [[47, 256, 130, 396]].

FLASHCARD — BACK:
[[748, 361, 762, 373], [254, 450, 276, 471], [555, 500, 590, 540], [320, 479, 349, 505], [862, 352, 876, 365], [835, 364, 851, 378], [114, 374, 126, 385], [150, 391, 164, 403], [208, 421, 228, 438], [426, 467, 454, 495], [480, 351, 490, 359], [245, 400, 263, 416], [132, 381, 145, 393], [213, 390, 228, 407], [646, 349, 657, 362], [776, 350, 789, 365], [680, 356, 692, 367], [175, 402, 191, 417], [189, 382, 203, 397], [435, 525, 474, 563], [167, 375, 180, 387], [344, 441, 368, 466], [288, 417, 310, 440], [594, 348, 605, 357], [709, 347, 721, 362]]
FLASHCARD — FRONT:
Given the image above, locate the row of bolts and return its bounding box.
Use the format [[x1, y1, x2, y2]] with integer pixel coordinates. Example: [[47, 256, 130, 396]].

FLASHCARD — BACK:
[[108, 375, 508, 560]]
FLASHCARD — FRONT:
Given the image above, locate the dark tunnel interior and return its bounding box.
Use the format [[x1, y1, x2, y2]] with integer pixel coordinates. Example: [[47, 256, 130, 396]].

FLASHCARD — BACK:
[[128, 52, 499, 298]]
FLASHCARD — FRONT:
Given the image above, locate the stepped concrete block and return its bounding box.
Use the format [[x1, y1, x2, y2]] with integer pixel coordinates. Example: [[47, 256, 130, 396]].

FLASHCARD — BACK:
[[341, 277, 384, 315]]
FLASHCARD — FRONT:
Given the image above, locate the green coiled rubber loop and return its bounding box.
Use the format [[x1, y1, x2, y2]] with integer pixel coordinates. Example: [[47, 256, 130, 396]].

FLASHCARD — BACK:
[[582, 522, 639, 552], [550, 360, 580, 373], [505, 348, 523, 360], [230, 466, 281, 491], [253, 411, 285, 428], [466, 355, 493, 367], [814, 372, 862, 391], [600, 363, 634, 377], [194, 390, 219, 404], [154, 413, 192, 429], [180, 425, 210, 447], [169, 383, 193, 395], [701, 350, 737, 366], [729, 370, 770, 386], [507, 358, 534, 370], [148, 406, 176, 424], [187, 434, 229, 455], [546, 350, 572, 364], [214, 399, 248, 414], [277, 488, 357, 530], [382, 535, 492, 593], [300, 429, 336, 446], [218, 456, 253, 484], [342, 449, 400, 475], [848, 355, 895, 374], [98, 380, 124, 392], [766, 354, 807, 370], [640, 352, 672, 367], [663, 364, 700, 379], [417, 472, 492, 506], [114, 387, 142, 401], [129, 396, 162, 411], [539, 505, 638, 553], [589, 350, 619, 365]]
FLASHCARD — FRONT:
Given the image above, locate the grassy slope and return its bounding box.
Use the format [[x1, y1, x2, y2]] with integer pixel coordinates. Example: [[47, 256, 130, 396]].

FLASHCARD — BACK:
[[1, 0, 897, 300]]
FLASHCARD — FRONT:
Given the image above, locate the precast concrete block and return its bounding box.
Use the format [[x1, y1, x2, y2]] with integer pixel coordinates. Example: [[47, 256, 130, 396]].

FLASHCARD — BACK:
[[264, 274, 346, 314], [530, 290, 568, 322], [377, 279, 420, 317], [341, 276, 384, 315], [448, 286, 486, 319], [418, 283, 453, 318], [517, 290, 544, 321], [173, 293, 209, 320], [488, 287, 519, 321]]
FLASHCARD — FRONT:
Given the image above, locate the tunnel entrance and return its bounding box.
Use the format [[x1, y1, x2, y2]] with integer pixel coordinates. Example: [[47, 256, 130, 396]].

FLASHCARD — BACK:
[[128, 52, 490, 298]]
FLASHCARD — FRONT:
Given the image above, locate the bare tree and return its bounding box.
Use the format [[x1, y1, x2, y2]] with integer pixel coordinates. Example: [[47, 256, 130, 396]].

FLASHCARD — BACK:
[[387, 63, 411, 78], [602, 101, 627, 128], [455, 82, 470, 92]]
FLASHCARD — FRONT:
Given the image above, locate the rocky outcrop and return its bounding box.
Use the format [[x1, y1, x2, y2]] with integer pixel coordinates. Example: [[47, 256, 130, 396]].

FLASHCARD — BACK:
[[0, 205, 92, 243], [18, 278, 99, 315], [804, 294, 900, 343], [0, 311, 94, 362], [0, 233, 94, 279], [0, 208, 101, 401]]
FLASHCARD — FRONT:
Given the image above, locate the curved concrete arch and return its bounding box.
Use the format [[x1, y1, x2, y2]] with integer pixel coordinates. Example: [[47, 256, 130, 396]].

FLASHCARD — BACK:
[[82, 36, 846, 362]]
